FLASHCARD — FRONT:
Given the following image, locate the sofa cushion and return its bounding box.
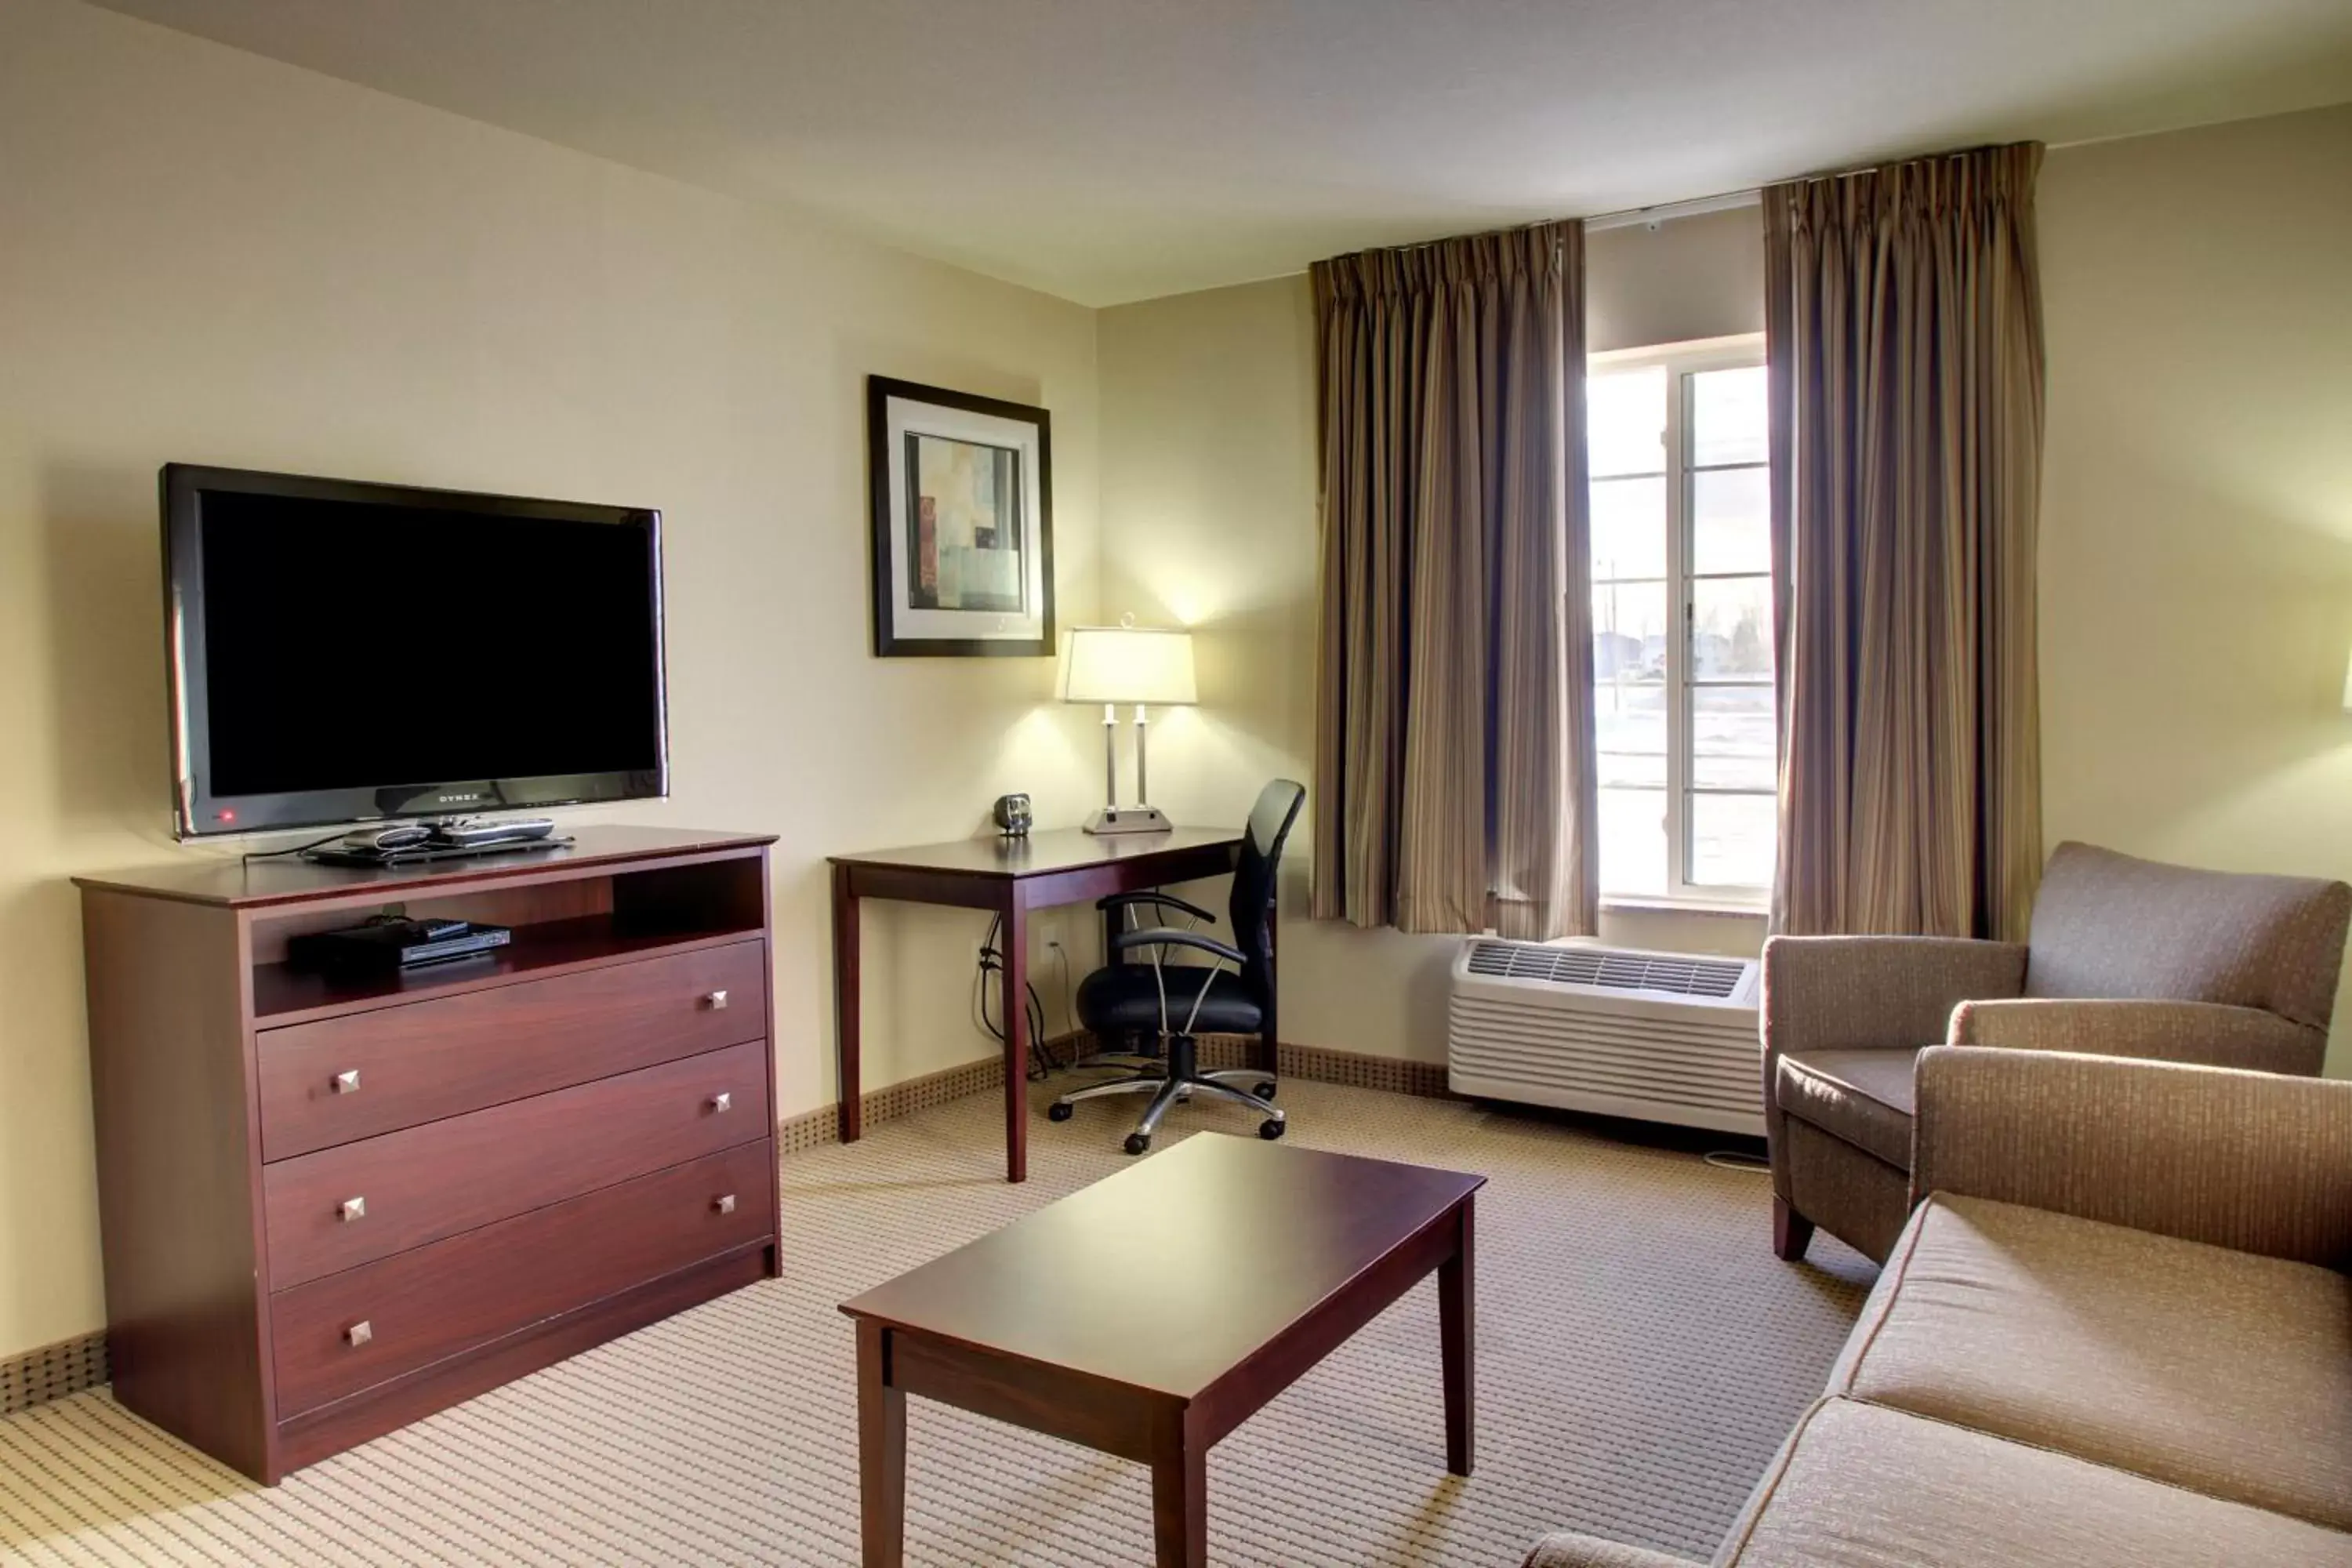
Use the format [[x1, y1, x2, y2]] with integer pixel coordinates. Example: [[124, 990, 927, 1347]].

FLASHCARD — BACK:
[[1828, 1193, 2352, 1532], [1773, 1047, 1918, 1169], [1719, 1396, 2350, 1567]]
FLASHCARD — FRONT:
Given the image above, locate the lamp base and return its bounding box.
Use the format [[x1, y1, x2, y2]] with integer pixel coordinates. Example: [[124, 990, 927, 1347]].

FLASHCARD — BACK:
[[1083, 806, 1174, 836]]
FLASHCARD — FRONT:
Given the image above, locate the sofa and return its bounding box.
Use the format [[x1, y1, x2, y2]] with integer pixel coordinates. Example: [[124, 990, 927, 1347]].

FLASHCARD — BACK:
[[1525, 1047, 2352, 1567], [1762, 841, 2350, 1264]]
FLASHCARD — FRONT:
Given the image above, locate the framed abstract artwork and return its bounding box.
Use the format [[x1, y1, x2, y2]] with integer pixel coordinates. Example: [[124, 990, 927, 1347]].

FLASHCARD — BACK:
[[866, 376, 1054, 657]]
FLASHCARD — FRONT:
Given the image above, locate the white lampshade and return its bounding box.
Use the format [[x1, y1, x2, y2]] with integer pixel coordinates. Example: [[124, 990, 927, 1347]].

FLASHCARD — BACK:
[[1064, 625, 1197, 706]]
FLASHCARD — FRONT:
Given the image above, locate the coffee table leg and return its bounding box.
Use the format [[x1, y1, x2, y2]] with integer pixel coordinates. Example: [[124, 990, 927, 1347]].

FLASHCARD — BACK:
[[857, 1321, 905, 1567], [1439, 1192, 1475, 1476], [1150, 1410, 1207, 1568]]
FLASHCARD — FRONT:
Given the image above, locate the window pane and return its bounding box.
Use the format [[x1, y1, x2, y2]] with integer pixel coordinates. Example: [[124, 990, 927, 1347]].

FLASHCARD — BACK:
[[1690, 790, 1776, 890], [1594, 676, 1665, 788], [1599, 786, 1668, 897], [1691, 684, 1776, 790], [1690, 575, 1772, 680], [1588, 365, 1664, 477], [1693, 466, 1769, 575], [1593, 579, 1667, 681], [1691, 365, 1766, 467], [1591, 475, 1665, 581]]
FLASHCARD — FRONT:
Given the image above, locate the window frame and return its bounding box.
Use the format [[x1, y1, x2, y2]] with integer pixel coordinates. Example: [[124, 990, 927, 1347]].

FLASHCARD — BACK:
[[1587, 332, 1773, 911]]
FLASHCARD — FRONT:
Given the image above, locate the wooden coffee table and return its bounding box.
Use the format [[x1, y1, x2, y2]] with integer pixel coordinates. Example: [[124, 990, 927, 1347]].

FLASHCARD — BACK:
[[838, 1133, 1484, 1567]]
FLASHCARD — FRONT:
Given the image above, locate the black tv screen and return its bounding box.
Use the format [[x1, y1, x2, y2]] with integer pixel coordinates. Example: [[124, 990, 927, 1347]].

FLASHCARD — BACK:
[[163, 465, 667, 837]]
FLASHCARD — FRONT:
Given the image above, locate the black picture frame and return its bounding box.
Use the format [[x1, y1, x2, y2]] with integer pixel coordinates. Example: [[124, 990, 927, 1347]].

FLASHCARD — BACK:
[[866, 376, 1055, 658]]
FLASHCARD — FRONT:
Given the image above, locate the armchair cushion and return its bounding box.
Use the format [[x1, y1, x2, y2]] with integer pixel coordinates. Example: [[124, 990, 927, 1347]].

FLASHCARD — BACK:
[[1828, 1194, 2352, 1531], [1948, 996, 2322, 1076], [2024, 842, 2352, 1031], [1773, 1048, 1918, 1169]]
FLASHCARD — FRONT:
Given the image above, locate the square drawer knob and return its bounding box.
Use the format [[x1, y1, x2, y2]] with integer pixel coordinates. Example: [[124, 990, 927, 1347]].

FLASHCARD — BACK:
[[713, 1194, 737, 1215], [709, 1091, 732, 1114], [332, 1069, 361, 1094], [346, 1320, 373, 1348], [339, 1196, 367, 1223], [703, 989, 729, 1011]]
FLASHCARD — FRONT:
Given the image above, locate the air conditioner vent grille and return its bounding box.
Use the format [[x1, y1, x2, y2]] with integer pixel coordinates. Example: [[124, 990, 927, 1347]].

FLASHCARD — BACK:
[[1465, 940, 1748, 1000]]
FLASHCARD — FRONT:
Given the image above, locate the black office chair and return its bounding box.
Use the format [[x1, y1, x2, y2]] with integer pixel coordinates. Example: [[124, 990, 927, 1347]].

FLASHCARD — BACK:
[[1047, 779, 1305, 1154]]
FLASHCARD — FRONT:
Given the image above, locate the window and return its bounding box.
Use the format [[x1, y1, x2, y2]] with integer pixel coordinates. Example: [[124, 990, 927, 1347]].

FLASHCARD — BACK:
[[1588, 337, 1775, 905]]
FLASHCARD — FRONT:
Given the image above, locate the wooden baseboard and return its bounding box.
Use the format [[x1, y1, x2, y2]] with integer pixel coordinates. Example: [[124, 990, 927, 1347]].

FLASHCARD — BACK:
[[0, 1328, 108, 1417], [779, 1033, 1453, 1157]]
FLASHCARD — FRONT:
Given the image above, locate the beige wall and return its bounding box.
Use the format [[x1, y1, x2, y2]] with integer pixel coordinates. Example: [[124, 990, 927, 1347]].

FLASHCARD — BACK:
[[0, 0, 1106, 1358], [1586, 207, 1766, 354], [2038, 103, 2352, 1073]]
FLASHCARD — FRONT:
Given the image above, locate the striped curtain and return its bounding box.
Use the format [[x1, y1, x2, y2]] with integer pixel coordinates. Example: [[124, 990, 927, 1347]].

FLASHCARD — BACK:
[[1765, 143, 2046, 941], [1308, 220, 1598, 940]]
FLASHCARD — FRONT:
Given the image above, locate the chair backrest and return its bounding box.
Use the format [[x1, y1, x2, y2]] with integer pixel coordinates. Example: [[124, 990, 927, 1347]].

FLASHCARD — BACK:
[[1228, 780, 1306, 1001], [2024, 841, 2352, 1031]]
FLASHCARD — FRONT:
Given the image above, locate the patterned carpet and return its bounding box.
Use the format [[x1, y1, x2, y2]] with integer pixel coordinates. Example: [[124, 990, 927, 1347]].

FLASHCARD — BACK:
[[0, 1077, 1873, 1566]]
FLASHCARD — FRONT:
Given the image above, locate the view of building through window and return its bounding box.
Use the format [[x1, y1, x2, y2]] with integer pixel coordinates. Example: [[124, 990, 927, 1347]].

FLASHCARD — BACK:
[[1588, 341, 1775, 902]]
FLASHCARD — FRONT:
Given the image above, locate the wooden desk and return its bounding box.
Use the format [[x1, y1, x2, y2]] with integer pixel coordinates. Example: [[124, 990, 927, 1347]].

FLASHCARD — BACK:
[[829, 827, 1244, 1181]]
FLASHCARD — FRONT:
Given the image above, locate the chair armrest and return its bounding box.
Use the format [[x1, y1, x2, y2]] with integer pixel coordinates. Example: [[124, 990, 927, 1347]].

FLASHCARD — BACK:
[[1098, 891, 1218, 925], [1911, 1045, 2352, 1265], [1110, 927, 1245, 965], [1949, 997, 2324, 1076], [1522, 1535, 1703, 1568], [1762, 935, 2027, 1056]]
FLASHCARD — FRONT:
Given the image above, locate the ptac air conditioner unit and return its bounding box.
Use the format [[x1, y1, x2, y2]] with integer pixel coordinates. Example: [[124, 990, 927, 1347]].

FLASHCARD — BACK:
[[1446, 939, 1765, 1136]]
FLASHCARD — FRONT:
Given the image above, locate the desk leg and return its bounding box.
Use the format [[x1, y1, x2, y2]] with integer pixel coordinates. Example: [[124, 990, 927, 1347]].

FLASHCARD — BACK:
[[833, 863, 862, 1143], [855, 1321, 905, 1567], [1439, 1192, 1475, 1476], [1000, 891, 1030, 1183]]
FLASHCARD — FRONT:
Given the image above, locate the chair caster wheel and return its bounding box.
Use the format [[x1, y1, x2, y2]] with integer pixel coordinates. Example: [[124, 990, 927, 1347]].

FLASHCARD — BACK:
[[1254, 1081, 1277, 1101], [1124, 1133, 1151, 1156], [1259, 1119, 1285, 1140], [1047, 1102, 1073, 1122]]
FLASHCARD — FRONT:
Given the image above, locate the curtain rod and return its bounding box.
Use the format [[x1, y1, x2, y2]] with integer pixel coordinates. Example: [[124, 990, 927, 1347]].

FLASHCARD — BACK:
[[1346, 145, 2021, 256], [1581, 144, 2025, 233], [1583, 189, 1760, 233]]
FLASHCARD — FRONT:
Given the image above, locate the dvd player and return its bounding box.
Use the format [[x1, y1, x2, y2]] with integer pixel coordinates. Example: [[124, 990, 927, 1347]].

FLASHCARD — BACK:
[[287, 917, 512, 974]]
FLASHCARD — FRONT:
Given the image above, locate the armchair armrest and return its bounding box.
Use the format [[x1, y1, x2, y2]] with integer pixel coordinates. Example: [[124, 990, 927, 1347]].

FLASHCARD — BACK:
[[1110, 927, 1245, 966], [1911, 1045, 2352, 1265], [1523, 1535, 1702, 1568], [1762, 935, 2027, 1056], [1949, 997, 2324, 1076], [1098, 891, 1218, 925]]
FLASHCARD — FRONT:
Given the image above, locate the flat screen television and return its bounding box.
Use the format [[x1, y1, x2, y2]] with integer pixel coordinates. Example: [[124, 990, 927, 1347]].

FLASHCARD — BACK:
[[162, 463, 668, 839]]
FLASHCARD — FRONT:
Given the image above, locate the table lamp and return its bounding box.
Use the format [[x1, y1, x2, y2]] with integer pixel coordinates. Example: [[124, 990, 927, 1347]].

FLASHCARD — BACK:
[[1064, 622, 1196, 834]]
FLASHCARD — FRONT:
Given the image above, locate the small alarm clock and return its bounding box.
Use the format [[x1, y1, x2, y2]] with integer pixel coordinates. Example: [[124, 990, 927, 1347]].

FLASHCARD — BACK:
[[991, 793, 1033, 837]]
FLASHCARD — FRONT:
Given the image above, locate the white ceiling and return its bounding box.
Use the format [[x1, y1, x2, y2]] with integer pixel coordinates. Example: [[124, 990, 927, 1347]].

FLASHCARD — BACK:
[[92, 0, 2352, 306]]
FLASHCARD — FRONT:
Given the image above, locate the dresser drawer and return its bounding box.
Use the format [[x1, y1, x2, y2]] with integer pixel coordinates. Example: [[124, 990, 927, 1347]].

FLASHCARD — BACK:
[[270, 1142, 774, 1417], [257, 939, 767, 1160], [262, 1040, 771, 1290]]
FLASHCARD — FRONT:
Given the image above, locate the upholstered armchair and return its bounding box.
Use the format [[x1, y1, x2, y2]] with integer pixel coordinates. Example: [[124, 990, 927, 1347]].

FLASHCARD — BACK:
[[1762, 842, 2350, 1265]]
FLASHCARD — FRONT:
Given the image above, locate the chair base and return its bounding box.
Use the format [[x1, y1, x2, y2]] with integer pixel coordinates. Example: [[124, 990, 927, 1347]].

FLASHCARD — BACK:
[[1050, 1032, 1283, 1153]]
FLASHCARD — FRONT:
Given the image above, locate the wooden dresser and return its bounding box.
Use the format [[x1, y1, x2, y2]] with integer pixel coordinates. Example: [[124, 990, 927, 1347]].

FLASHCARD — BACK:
[[74, 826, 780, 1483]]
